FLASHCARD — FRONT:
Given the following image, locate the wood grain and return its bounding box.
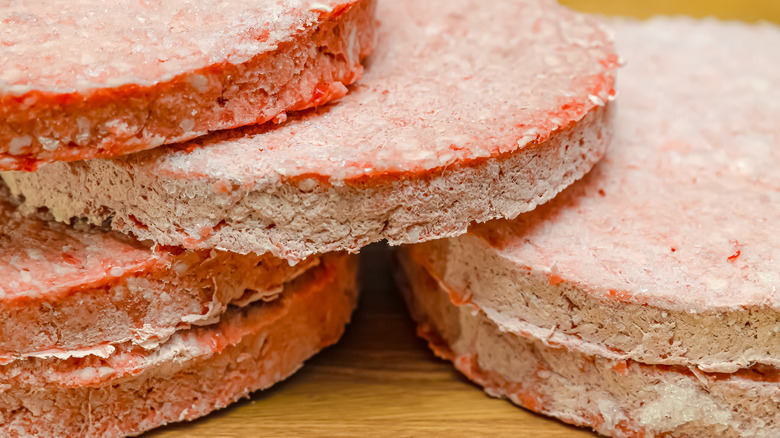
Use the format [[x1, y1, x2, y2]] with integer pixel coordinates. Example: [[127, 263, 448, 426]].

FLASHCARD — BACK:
[[145, 2, 780, 436]]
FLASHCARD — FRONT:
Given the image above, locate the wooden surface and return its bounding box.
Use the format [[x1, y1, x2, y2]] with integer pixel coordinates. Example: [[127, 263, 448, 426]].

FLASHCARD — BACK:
[[558, 0, 780, 22], [146, 3, 780, 437]]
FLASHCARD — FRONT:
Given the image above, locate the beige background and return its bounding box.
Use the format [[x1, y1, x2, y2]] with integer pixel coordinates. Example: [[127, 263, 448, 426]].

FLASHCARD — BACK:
[[147, 2, 780, 436]]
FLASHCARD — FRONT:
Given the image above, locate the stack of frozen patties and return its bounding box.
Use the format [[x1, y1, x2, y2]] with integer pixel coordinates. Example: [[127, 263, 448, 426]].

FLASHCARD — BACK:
[[0, 1, 375, 436], [0, 0, 618, 436], [398, 16, 780, 438]]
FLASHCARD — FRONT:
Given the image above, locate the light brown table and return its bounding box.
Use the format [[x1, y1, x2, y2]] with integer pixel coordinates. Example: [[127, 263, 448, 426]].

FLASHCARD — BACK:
[[148, 2, 780, 436]]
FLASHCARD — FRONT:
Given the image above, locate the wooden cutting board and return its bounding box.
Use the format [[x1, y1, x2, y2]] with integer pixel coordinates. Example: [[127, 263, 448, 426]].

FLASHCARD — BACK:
[[147, 2, 780, 436]]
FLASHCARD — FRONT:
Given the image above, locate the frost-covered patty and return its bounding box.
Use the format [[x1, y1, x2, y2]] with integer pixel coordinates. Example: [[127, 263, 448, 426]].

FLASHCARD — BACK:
[[0, 255, 357, 438], [399, 255, 780, 438], [0, 185, 315, 359], [0, 0, 376, 170], [406, 17, 780, 373]]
